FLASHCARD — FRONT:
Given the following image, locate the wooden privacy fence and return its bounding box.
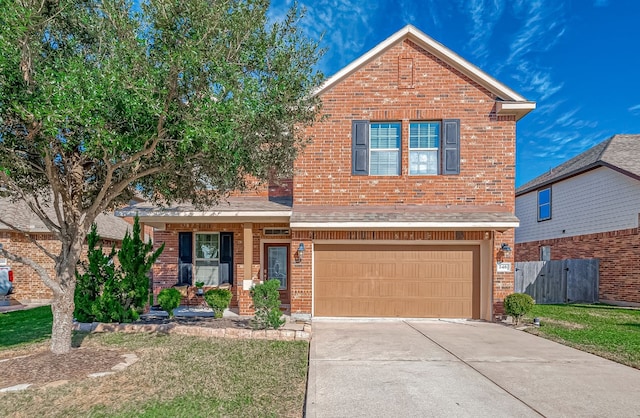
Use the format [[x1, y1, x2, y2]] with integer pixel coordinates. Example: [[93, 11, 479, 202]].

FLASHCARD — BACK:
[[514, 259, 599, 304]]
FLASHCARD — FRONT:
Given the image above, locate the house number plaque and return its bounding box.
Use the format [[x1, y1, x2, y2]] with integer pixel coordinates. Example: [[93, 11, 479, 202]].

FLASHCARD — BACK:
[[496, 262, 512, 273]]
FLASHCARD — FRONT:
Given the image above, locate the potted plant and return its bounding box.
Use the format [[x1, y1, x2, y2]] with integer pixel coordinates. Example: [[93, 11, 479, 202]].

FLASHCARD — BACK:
[[195, 281, 205, 296]]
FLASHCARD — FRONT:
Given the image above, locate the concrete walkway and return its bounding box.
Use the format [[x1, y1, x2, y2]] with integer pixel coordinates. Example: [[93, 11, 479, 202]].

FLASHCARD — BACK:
[[306, 320, 640, 417]]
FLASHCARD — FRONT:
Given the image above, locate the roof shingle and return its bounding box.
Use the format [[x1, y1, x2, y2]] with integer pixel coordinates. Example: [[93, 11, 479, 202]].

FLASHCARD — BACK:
[[0, 197, 131, 241]]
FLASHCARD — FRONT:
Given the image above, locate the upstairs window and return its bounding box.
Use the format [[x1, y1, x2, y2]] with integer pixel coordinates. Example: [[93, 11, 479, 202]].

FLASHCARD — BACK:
[[369, 123, 401, 175], [409, 122, 440, 175], [538, 188, 552, 221], [352, 119, 459, 176]]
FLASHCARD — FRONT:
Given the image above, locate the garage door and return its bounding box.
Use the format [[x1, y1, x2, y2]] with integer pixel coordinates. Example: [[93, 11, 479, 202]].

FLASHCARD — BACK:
[[314, 244, 480, 318]]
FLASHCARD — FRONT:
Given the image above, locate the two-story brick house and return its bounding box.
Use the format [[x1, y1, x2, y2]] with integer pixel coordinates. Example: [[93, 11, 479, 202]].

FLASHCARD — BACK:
[[118, 25, 535, 321]]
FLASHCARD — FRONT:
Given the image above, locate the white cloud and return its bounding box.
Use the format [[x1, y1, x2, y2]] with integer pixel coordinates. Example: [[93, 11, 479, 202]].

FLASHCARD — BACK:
[[506, 1, 566, 65], [465, 0, 506, 65], [269, 0, 378, 76], [628, 104, 640, 115], [535, 99, 566, 116]]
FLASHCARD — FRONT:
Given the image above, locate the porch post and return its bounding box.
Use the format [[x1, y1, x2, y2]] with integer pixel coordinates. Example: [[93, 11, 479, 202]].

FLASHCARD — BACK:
[[243, 223, 253, 284], [139, 222, 146, 241]]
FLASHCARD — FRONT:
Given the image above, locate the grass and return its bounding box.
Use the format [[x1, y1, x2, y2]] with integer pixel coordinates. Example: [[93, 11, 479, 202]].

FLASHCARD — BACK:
[[0, 308, 309, 417], [0, 305, 52, 349], [524, 303, 640, 369]]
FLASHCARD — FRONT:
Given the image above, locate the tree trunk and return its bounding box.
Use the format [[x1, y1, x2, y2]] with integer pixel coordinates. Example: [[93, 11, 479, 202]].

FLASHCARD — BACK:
[[50, 236, 83, 355], [50, 286, 76, 354]]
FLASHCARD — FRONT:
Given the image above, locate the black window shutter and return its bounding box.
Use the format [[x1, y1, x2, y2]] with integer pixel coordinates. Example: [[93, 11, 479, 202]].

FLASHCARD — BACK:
[[352, 120, 369, 175], [178, 232, 193, 285], [442, 119, 460, 175], [220, 232, 233, 285]]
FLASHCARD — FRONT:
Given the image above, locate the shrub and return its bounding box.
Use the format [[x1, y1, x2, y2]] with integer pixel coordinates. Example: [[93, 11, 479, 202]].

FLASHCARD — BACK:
[[117, 214, 164, 316], [504, 293, 535, 325], [74, 216, 164, 323], [250, 279, 284, 330], [158, 288, 182, 318], [204, 288, 233, 319], [74, 224, 121, 323]]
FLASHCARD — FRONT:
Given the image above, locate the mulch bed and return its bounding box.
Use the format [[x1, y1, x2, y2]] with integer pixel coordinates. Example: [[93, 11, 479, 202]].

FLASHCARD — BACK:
[[0, 316, 252, 392], [0, 346, 127, 391]]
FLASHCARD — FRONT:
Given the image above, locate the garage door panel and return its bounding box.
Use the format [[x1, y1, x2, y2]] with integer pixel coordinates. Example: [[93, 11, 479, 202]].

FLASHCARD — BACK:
[[314, 245, 479, 318]]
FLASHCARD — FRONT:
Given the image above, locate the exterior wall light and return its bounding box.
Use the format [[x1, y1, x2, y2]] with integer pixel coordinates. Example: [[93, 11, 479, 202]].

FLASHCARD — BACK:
[[500, 243, 512, 254], [295, 242, 305, 263]]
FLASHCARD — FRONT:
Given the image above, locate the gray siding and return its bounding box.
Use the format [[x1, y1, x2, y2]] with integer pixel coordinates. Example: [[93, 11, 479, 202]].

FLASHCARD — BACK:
[[516, 167, 640, 243]]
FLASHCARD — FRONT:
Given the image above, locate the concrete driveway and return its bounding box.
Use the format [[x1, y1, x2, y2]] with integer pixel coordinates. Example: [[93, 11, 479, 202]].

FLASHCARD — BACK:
[[306, 320, 640, 417]]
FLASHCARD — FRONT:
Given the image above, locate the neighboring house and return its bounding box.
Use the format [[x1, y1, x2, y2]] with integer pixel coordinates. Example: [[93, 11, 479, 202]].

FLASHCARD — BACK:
[[515, 134, 640, 305], [117, 25, 535, 321], [0, 197, 133, 303]]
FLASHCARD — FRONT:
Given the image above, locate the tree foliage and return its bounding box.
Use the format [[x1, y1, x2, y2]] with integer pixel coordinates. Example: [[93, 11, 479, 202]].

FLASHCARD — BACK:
[[0, 0, 322, 353]]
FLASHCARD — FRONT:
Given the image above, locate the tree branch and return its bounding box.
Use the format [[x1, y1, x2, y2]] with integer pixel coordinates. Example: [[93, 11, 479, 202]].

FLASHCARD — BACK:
[[0, 217, 59, 262], [88, 66, 179, 218]]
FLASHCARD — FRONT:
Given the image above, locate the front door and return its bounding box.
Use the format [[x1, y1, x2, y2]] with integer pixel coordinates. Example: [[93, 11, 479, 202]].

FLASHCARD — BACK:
[[264, 243, 290, 305]]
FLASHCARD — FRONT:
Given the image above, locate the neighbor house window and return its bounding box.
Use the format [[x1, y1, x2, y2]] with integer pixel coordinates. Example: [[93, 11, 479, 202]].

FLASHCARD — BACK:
[[538, 188, 552, 221], [409, 122, 440, 175], [540, 246, 551, 261], [369, 122, 400, 175], [195, 233, 220, 286]]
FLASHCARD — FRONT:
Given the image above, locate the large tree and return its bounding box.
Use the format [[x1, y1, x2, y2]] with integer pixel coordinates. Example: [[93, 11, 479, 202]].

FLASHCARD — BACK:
[[0, 0, 323, 354]]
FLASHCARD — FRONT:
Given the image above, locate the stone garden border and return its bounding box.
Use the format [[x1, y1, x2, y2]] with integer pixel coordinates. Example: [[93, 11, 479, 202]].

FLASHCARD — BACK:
[[73, 322, 312, 341]]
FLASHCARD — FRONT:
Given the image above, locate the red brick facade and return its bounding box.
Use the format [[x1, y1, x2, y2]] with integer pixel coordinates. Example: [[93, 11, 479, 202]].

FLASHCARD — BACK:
[[295, 39, 516, 208], [515, 227, 640, 304], [1, 231, 121, 303], [290, 38, 518, 317], [152, 223, 291, 315], [142, 29, 527, 320]]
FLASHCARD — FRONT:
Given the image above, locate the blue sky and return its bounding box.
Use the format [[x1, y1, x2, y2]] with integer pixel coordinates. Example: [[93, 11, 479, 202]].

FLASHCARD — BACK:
[[268, 0, 640, 187]]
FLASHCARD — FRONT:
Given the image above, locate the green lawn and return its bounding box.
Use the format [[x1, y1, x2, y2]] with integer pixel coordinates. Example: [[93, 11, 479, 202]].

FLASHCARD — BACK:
[[0, 305, 53, 349], [0, 308, 309, 417], [524, 303, 640, 369]]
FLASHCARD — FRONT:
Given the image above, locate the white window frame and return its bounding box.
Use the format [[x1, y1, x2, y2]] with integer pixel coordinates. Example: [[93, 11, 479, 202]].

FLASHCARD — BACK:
[[409, 121, 440, 175], [369, 122, 401, 176], [194, 232, 220, 286]]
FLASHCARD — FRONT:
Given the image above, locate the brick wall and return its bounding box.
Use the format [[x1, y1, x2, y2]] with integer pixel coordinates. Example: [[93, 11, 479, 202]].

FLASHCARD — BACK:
[[290, 229, 514, 318], [288, 37, 518, 318], [0, 231, 120, 303], [296, 38, 516, 209], [493, 229, 515, 316], [152, 222, 291, 313], [515, 227, 640, 304]]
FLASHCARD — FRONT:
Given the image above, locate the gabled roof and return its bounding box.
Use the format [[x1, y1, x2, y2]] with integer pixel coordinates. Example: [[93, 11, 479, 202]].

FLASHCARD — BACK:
[[516, 134, 640, 195], [0, 197, 131, 241], [315, 25, 535, 120]]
